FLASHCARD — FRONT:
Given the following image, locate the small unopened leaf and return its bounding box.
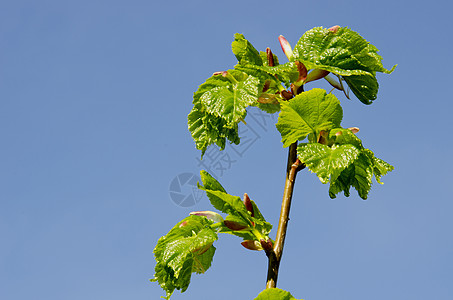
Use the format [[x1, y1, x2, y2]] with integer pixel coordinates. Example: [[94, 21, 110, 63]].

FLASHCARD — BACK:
[[232, 33, 263, 66]]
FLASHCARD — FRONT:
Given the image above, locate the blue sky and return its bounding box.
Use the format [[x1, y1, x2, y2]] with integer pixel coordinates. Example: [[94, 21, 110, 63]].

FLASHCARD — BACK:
[[1, 0, 452, 299]]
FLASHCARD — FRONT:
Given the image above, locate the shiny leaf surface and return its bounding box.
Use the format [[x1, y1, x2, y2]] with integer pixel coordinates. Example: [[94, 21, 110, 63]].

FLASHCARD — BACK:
[[276, 88, 343, 147]]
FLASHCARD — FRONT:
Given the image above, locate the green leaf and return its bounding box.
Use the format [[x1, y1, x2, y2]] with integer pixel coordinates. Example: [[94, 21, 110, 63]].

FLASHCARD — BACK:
[[198, 171, 252, 227], [293, 26, 395, 104], [276, 88, 343, 147], [328, 127, 363, 149], [199, 170, 227, 193], [233, 65, 284, 113], [200, 70, 260, 125], [198, 170, 272, 241], [254, 288, 301, 300], [232, 33, 263, 66], [189, 70, 260, 155], [188, 103, 240, 155], [233, 65, 278, 90], [151, 215, 218, 299], [342, 73, 379, 105], [293, 26, 396, 75], [236, 62, 298, 88], [298, 143, 360, 184], [255, 99, 281, 114], [198, 187, 250, 224], [329, 149, 394, 199], [329, 152, 373, 199], [252, 62, 299, 88], [363, 148, 394, 184]]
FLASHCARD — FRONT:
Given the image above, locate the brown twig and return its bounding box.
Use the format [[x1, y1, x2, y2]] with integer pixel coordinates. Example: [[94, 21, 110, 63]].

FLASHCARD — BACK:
[[266, 145, 305, 288]]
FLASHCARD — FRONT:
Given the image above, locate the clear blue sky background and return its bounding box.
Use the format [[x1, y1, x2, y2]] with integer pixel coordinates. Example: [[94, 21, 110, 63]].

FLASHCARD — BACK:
[[1, 1, 452, 299]]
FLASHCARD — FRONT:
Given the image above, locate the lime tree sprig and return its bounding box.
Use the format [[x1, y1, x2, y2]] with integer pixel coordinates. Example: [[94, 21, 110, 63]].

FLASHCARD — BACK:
[[154, 25, 395, 299], [151, 171, 274, 299]]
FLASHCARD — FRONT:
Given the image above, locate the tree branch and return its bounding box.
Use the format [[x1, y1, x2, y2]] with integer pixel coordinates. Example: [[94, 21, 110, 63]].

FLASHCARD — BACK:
[[266, 143, 305, 288]]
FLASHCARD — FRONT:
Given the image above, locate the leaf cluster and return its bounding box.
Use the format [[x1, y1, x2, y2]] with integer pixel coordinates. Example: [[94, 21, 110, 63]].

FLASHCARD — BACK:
[[198, 170, 273, 244], [276, 88, 393, 199], [151, 215, 218, 299], [152, 171, 273, 298], [156, 25, 397, 298], [188, 27, 395, 155]]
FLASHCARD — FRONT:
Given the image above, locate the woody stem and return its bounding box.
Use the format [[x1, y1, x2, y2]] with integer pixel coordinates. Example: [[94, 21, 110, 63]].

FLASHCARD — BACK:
[[265, 143, 304, 288]]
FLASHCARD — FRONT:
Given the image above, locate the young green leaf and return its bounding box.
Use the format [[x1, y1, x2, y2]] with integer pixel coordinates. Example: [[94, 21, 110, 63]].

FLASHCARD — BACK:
[[198, 172, 251, 222], [328, 127, 363, 148], [151, 215, 218, 299], [188, 103, 240, 155], [329, 152, 374, 199], [293, 26, 395, 75], [292, 26, 395, 104], [199, 169, 227, 193], [276, 88, 343, 147], [297, 143, 360, 183], [254, 288, 301, 300], [232, 33, 263, 66], [342, 73, 379, 105], [198, 170, 272, 241], [299, 129, 393, 199], [200, 70, 260, 125], [363, 148, 394, 184], [189, 69, 261, 155], [251, 62, 299, 88]]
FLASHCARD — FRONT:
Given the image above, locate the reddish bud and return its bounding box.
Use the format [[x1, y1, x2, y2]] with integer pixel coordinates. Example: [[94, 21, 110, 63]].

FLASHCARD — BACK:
[[179, 220, 189, 228], [241, 240, 263, 251], [278, 35, 294, 61], [243, 193, 254, 217], [266, 47, 275, 67], [318, 130, 328, 145], [295, 61, 308, 83], [328, 25, 340, 33], [348, 127, 360, 134], [190, 211, 224, 223], [335, 130, 343, 137], [260, 239, 274, 252], [281, 90, 293, 100], [258, 93, 278, 104], [224, 220, 249, 231], [212, 71, 225, 76], [262, 80, 270, 93]]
